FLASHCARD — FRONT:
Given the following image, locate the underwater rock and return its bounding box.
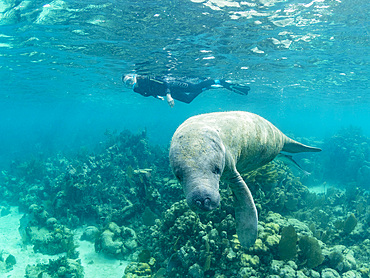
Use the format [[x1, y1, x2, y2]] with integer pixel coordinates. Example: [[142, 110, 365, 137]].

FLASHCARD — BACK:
[[80, 225, 99, 242], [278, 225, 297, 260], [5, 254, 16, 269], [45, 217, 58, 229], [321, 268, 341, 278], [28, 204, 49, 223], [123, 262, 152, 278], [121, 226, 138, 250], [265, 212, 313, 237], [27, 221, 77, 258], [0, 206, 11, 217], [353, 239, 370, 275], [188, 263, 203, 278], [240, 253, 260, 267], [298, 235, 324, 269], [342, 270, 362, 278], [238, 266, 258, 277], [328, 245, 357, 273], [308, 269, 321, 278], [270, 259, 284, 274], [288, 218, 313, 236], [25, 256, 83, 278], [265, 234, 280, 249], [279, 263, 297, 277], [269, 259, 300, 277], [328, 248, 345, 270], [95, 222, 138, 260], [296, 270, 309, 278], [108, 222, 121, 234], [257, 221, 280, 247], [226, 248, 237, 261], [99, 229, 124, 257]]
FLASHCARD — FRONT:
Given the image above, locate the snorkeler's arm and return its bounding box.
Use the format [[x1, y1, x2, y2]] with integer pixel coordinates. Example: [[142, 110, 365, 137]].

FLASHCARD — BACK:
[[166, 88, 175, 108]]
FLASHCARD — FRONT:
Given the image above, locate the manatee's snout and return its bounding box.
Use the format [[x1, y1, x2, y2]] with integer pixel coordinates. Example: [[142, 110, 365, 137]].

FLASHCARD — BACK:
[[186, 186, 220, 212]]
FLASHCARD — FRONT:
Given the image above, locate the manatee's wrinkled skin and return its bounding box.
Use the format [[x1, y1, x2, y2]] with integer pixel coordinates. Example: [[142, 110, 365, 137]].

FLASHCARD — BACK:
[[169, 111, 321, 247]]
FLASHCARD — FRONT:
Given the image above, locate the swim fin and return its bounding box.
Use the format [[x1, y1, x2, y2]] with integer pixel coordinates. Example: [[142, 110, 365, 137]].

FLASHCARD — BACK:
[[229, 84, 250, 95], [221, 80, 250, 95]]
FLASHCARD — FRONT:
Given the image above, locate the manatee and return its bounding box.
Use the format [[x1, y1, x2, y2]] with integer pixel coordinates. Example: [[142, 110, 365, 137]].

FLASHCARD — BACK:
[[169, 111, 321, 247]]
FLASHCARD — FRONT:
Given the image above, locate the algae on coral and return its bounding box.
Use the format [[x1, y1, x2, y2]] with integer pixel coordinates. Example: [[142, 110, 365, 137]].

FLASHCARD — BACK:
[[278, 225, 297, 260], [343, 213, 357, 235], [298, 235, 324, 269]]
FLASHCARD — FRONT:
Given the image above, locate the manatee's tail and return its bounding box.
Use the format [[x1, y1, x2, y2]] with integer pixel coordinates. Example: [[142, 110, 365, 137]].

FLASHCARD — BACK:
[[282, 138, 321, 153]]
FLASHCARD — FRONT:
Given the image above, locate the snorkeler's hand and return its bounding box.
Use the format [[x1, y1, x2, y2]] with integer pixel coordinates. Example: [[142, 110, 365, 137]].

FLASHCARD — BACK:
[[166, 93, 174, 108]]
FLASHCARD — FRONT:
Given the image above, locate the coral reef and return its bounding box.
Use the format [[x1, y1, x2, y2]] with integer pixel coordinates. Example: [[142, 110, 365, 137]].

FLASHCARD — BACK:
[[95, 222, 138, 260], [123, 262, 152, 278], [298, 235, 324, 269], [243, 161, 313, 216], [1, 128, 369, 277], [80, 225, 99, 242], [25, 256, 83, 278], [19, 204, 78, 258], [137, 198, 367, 277], [278, 225, 297, 260], [4, 130, 171, 228], [321, 126, 370, 190]]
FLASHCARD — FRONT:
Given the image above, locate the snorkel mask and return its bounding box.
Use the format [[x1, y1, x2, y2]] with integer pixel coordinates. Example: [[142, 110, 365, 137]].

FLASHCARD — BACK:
[[123, 74, 137, 89]]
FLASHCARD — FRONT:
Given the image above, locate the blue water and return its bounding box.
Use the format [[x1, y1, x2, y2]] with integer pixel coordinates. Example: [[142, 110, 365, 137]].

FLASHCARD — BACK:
[[0, 1, 370, 277], [0, 0, 369, 167]]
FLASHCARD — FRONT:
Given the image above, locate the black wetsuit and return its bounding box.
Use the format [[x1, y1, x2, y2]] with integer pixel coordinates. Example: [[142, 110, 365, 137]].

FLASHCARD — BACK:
[[134, 76, 217, 104]]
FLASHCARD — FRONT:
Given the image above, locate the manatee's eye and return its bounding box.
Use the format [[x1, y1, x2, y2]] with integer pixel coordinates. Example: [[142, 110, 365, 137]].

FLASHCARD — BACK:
[[175, 172, 182, 182], [212, 166, 221, 176]]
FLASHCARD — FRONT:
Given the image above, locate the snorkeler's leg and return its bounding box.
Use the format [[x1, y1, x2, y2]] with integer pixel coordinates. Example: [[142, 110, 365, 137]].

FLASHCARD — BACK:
[[197, 79, 218, 90], [171, 87, 203, 104]]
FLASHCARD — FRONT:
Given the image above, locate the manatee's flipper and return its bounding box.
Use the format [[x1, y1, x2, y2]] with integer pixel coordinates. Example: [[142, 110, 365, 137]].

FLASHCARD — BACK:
[[282, 139, 321, 153], [228, 172, 258, 248]]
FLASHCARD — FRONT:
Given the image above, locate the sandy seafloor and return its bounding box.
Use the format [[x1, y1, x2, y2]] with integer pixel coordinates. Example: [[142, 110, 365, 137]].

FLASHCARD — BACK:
[[0, 207, 128, 277]]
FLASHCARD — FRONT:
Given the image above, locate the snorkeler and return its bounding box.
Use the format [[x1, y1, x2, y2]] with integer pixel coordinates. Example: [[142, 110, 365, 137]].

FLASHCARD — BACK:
[[122, 74, 250, 107]]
